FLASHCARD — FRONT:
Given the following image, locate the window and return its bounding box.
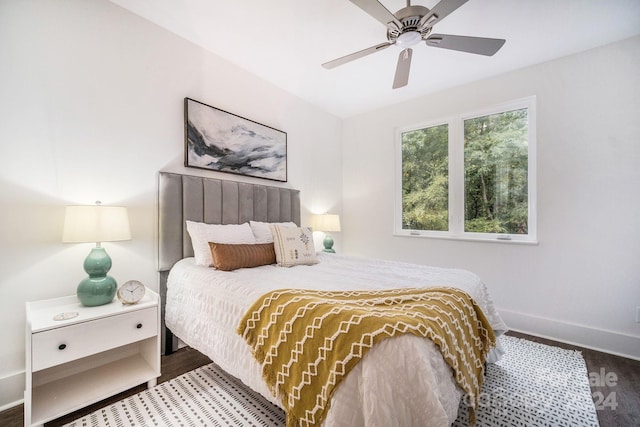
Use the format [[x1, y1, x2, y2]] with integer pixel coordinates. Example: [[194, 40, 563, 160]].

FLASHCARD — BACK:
[[401, 123, 449, 231], [396, 97, 536, 243]]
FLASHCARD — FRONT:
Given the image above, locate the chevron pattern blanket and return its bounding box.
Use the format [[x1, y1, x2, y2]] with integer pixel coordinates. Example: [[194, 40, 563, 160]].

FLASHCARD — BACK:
[[238, 287, 495, 427]]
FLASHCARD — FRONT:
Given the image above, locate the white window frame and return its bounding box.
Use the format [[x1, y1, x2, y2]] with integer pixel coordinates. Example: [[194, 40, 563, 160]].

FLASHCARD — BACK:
[[394, 96, 537, 244]]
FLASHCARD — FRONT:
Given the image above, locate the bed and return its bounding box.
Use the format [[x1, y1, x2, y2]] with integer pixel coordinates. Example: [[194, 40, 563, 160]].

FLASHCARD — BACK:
[[157, 172, 507, 426]]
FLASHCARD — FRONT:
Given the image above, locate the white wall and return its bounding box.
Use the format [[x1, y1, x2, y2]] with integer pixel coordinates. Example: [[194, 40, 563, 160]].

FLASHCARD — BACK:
[[0, 0, 342, 409], [342, 36, 640, 360]]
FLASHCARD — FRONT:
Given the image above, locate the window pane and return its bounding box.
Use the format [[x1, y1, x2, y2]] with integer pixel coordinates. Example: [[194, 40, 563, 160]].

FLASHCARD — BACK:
[[401, 124, 449, 231], [464, 108, 528, 234]]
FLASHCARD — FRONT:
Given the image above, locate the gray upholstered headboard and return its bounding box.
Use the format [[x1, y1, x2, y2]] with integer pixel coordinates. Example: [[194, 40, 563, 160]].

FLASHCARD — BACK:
[[157, 172, 300, 353]]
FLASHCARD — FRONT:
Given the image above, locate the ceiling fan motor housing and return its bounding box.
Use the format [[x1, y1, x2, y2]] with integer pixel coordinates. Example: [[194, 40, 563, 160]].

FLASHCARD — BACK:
[[387, 5, 432, 43]]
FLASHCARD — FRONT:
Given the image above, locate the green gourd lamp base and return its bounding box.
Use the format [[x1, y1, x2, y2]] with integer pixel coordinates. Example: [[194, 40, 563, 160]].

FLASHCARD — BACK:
[[77, 246, 117, 306], [322, 234, 335, 253]]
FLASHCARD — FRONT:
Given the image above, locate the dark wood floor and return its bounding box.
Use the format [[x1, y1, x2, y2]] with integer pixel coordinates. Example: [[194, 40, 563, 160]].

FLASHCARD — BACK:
[[2, 332, 638, 427]]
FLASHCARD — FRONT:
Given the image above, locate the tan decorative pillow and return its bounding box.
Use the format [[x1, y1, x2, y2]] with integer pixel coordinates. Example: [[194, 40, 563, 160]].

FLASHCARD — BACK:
[[270, 225, 319, 267], [208, 242, 276, 271]]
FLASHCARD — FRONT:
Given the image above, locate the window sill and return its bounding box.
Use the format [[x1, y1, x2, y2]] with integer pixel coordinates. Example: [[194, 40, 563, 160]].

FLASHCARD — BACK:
[[393, 232, 539, 245]]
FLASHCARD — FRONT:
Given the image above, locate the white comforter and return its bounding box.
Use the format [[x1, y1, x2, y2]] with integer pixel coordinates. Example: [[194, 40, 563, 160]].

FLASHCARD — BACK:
[[165, 253, 507, 427]]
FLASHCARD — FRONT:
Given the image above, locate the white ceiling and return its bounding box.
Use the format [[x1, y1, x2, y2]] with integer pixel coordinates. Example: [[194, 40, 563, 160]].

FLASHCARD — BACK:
[[110, 0, 640, 118]]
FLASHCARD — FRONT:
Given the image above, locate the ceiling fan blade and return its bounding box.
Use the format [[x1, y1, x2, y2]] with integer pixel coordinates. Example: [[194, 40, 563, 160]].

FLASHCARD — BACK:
[[322, 42, 392, 69], [426, 34, 506, 56], [349, 0, 402, 28], [392, 48, 412, 89], [419, 0, 468, 27]]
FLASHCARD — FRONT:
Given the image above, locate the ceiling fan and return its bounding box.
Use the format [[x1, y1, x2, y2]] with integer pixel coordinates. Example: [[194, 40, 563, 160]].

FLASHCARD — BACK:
[[322, 0, 506, 89]]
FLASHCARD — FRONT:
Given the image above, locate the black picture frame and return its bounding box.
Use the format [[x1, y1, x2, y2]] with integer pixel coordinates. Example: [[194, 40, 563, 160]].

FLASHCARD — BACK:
[[184, 97, 287, 182]]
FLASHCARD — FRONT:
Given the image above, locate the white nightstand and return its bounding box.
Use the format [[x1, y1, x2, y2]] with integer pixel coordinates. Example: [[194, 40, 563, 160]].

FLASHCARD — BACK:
[[24, 289, 161, 427]]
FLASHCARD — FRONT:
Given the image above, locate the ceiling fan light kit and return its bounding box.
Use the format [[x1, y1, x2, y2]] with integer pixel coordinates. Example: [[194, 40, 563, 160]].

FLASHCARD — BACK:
[[322, 0, 506, 89], [396, 31, 422, 48]]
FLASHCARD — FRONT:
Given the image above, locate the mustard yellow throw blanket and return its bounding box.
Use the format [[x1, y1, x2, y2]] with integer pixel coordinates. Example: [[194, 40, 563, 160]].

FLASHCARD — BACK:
[[238, 287, 495, 427]]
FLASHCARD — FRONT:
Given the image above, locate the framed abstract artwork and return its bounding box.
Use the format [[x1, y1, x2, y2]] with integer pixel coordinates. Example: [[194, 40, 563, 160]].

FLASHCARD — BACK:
[[184, 97, 287, 182]]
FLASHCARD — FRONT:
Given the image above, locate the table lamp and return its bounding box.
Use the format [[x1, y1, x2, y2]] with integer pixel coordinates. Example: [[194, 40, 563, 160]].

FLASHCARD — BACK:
[[311, 214, 341, 253], [62, 202, 131, 306]]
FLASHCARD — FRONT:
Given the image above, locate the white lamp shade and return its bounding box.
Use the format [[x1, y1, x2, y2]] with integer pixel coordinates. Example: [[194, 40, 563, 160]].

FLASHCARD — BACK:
[[311, 214, 341, 232], [62, 205, 131, 243]]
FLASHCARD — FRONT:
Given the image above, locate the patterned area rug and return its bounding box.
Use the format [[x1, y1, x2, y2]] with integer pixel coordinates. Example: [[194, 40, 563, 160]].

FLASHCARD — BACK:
[[453, 336, 599, 426], [65, 336, 599, 426]]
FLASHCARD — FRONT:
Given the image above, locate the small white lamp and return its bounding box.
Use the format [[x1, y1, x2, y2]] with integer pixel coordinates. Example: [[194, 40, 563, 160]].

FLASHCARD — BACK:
[[311, 214, 341, 253], [62, 202, 131, 306]]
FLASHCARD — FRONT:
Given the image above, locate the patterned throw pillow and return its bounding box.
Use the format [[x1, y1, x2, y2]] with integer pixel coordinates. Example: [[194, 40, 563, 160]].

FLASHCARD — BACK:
[[270, 225, 319, 267], [208, 242, 276, 271]]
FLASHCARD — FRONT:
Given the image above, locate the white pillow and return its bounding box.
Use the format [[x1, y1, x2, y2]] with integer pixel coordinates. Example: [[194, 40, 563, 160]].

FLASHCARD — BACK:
[[270, 224, 319, 267], [186, 221, 256, 266], [249, 220, 296, 244]]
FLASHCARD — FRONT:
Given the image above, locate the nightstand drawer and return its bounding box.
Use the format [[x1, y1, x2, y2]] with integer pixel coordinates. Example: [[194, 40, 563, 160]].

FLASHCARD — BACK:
[[31, 306, 157, 371]]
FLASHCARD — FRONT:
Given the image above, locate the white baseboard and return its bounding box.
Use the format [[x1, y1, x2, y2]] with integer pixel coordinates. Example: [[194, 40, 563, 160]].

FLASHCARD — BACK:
[[499, 308, 640, 361], [0, 370, 24, 412]]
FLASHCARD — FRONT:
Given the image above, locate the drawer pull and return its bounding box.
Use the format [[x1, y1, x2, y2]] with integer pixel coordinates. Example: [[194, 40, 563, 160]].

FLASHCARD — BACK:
[[58, 344, 67, 351], [136, 323, 143, 329]]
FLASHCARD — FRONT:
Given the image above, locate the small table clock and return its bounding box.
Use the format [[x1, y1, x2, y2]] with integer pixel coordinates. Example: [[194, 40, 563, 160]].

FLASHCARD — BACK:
[[116, 280, 146, 305]]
